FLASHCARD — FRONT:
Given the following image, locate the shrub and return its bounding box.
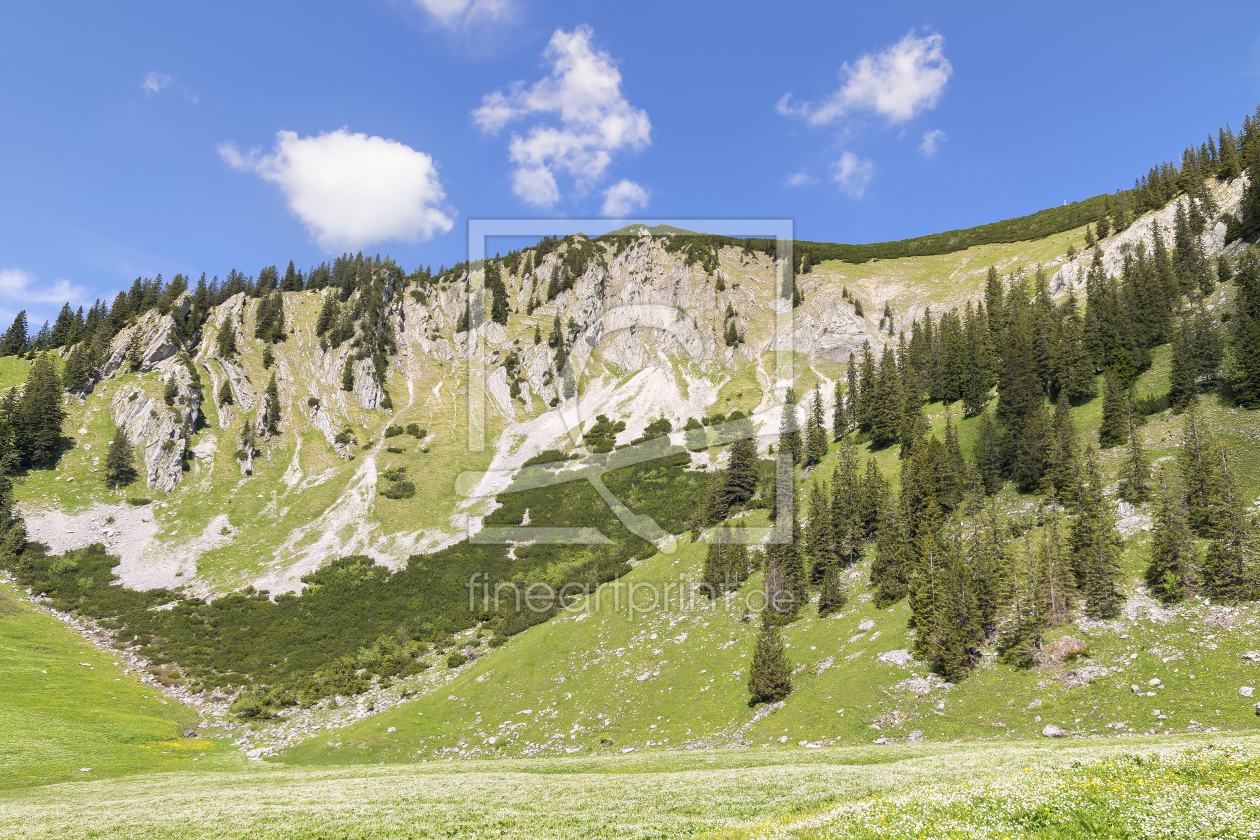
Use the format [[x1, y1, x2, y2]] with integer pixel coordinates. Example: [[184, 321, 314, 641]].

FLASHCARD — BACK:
[[334, 429, 354, 445], [229, 692, 268, 720], [307, 397, 320, 408], [126, 497, 151, 507], [446, 652, 469, 668], [405, 424, 426, 438], [386, 446, 405, 454], [385, 425, 404, 438], [522, 449, 572, 468]]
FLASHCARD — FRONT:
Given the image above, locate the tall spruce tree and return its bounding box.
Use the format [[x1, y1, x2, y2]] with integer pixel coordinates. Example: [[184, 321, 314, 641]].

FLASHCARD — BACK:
[[0, 311, 28, 357], [1201, 444, 1260, 602], [1146, 467, 1196, 603], [103, 425, 137, 489], [12, 354, 65, 469], [804, 386, 828, 466], [1229, 251, 1260, 407], [1178, 403, 1228, 537], [1072, 449, 1126, 618], [869, 345, 903, 448], [779, 388, 802, 464], [1098, 372, 1128, 449], [1118, 409, 1150, 503], [747, 619, 792, 705], [264, 375, 281, 436]]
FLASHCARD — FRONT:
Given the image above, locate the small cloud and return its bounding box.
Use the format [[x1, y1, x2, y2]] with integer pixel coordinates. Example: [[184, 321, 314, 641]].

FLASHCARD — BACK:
[[413, 0, 516, 29], [142, 72, 171, 95], [831, 152, 875, 198], [784, 169, 817, 188], [0, 268, 86, 306], [142, 71, 198, 103], [779, 30, 951, 127], [601, 179, 650, 217], [219, 128, 455, 251], [473, 24, 651, 207], [919, 129, 946, 158]]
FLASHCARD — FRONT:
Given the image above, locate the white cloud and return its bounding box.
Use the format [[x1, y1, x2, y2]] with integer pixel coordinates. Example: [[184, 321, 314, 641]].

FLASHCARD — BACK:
[[142, 71, 171, 95], [219, 128, 454, 250], [919, 128, 946, 158], [142, 71, 198, 103], [601, 179, 650, 217], [831, 152, 875, 198], [778, 31, 951, 127], [784, 169, 817, 188], [0, 269, 85, 307], [412, 0, 515, 28], [473, 24, 651, 207]]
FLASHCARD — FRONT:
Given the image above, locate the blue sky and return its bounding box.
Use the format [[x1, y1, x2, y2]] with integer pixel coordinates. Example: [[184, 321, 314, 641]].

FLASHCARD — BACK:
[[2, 1, 1260, 327]]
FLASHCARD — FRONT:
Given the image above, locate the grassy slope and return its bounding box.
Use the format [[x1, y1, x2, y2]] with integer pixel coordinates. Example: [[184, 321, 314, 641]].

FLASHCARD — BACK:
[[278, 337, 1260, 765], [0, 733, 1251, 839], [0, 578, 234, 789]]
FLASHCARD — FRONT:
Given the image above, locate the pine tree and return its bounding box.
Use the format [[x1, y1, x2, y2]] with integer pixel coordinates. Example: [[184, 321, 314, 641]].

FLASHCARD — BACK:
[[1168, 318, 1198, 411], [779, 388, 801, 464], [1146, 467, 1196, 603], [1118, 408, 1150, 503], [61, 344, 89, 394], [1045, 393, 1080, 501], [1228, 251, 1260, 407], [217, 379, 234, 407], [0, 311, 28, 357], [806, 480, 835, 584], [1098, 372, 1128, 449], [1178, 403, 1228, 537], [721, 436, 759, 512], [804, 386, 827, 466], [341, 357, 355, 392], [215, 316, 237, 358], [103, 425, 137, 489], [1072, 449, 1125, 619], [747, 619, 792, 705], [12, 354, 65, 469], [1201, 444, 1260, 602], [817, 562, 847, 617], [972, 413, 1003, 495], [869, 345, 903, 448], [264, 374, 281, 435]]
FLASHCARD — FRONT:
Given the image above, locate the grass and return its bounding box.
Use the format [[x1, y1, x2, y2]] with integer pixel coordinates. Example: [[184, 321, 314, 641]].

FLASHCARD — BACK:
[[0, 578, 230, 790], [0, 733, 1254, 838]]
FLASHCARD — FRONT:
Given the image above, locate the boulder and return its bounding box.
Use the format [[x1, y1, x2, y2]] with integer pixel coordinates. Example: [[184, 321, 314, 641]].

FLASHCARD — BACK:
[[1041, 724, 1069, 738]]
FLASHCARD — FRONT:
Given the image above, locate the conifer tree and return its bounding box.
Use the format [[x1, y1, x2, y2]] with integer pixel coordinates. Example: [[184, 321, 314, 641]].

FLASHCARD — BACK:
[[804, 386, 827, 466], [747, 619, 792, 705], [215, 317, 237, 358], [1168, 318, 1198, 411], [857, 342, 877, 431], [1201, 444, 1260, 602], [1118, 409, 1150, 503], [1071, 450, 1125, 618], [0, 311, 28, 357], [341, 357, 355, 392], [12, 354, 65, 469], [702, 525, 748, 598], [779, 388, 802, 464], [61, 344, 89, 394], [103, 425, 137, 489], [972, 413, 1003, 496], [831, 439, 862, 566], [817, 560, 847, 616], [869, 345, 903, 448], [1147, 467, 1196, 603], [898, 369, 928, 457], [264, 374, 281, 436], [1178, 403, 1228, 537], [1011, 402, 1052, 492], [835, 365, 852, 440], [806, 480, 835, 584], [1098, 372, 1128, 449], [1044, 393, 1080, 501], [856, 457, 886, 538], [1228, 251, 1260, 407], [1039, 495, 1075, 625]]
